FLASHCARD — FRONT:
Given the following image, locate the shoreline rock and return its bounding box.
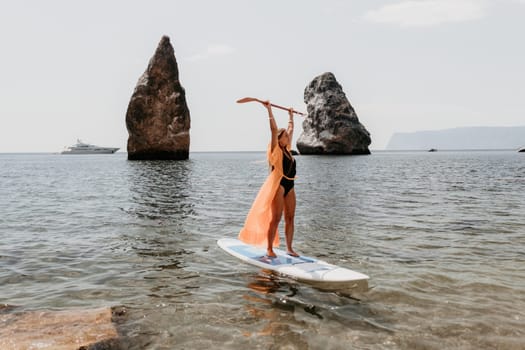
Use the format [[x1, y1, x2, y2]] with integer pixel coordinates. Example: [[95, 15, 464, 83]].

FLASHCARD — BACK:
[[297, 72, 371, 155], [0, 306, 127, 350], [126, 36, 191, 160]]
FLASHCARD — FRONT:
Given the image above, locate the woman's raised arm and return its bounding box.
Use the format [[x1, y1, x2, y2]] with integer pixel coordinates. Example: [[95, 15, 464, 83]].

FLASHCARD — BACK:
[[286, 108, 294, 149], [263, 101, 279, 151]]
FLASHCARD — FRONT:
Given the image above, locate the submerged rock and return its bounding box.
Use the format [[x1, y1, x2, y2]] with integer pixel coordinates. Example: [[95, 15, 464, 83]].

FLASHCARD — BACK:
[[296, 72, 371, 155], [126, 35, 190, 160], [0, 307, 126, 349]]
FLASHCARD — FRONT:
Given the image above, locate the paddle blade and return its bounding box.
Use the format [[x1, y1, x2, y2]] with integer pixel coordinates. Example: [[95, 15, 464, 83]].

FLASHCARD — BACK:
[[236, 97, 260, 104]]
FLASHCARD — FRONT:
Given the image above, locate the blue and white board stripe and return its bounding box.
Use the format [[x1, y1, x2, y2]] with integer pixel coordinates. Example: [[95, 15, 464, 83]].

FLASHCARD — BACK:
[[228, 243, 315, 266]]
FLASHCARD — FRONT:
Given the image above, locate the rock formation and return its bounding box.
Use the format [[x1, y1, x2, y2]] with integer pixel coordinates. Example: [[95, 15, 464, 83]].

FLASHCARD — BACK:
[[126, 36, 190, 160], [296, 72, 371, 155], [387, 126, 525, 151], [0, 306, 126, 349]]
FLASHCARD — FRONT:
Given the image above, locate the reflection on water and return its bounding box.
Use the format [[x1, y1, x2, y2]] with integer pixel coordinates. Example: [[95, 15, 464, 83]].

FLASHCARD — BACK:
[[246, 273, 325, 320], [125, 160, 195, 222], [246, 272, 297, 296], [239, 271, 393, 348], [110, 159, 202, 333], [242, 273, 309, 348]]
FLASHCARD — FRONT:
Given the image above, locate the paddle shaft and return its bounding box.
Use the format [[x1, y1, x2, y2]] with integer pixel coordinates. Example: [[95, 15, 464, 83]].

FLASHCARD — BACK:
[[237, 97, 305, 116]]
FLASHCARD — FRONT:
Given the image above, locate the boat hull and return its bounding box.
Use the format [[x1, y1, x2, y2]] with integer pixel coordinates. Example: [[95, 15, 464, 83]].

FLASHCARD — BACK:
[[61, 148, 119, 154]]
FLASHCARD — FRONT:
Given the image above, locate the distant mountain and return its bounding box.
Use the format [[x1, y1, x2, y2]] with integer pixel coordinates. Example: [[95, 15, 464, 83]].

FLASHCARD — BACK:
[[386, 126, 525, 150]]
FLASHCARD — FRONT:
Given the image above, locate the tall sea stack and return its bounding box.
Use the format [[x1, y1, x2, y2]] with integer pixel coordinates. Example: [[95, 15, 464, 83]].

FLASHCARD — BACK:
[[126, 36, 190, 160], [296, 72, 371, 155]]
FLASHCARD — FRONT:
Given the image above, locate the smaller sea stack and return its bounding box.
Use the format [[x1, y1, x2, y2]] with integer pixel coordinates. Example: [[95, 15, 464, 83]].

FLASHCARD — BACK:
[[297, 72, 371, 155]]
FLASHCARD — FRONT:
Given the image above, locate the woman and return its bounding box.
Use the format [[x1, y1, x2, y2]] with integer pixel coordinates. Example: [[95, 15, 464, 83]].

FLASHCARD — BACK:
[[238, 100, 298, 258]]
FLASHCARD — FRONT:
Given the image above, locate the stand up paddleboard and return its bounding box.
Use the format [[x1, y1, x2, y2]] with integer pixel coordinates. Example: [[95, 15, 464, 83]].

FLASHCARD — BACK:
[[217, 238, 369, 293]]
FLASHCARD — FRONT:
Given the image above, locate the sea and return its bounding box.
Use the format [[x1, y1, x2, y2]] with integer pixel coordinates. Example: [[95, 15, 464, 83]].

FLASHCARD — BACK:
[[1, 151, 524, 349]]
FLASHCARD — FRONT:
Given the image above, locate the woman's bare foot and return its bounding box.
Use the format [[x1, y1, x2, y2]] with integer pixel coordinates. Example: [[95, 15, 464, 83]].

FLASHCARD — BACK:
[[286, 250, 299, 257], [266, 249, 277, 258]]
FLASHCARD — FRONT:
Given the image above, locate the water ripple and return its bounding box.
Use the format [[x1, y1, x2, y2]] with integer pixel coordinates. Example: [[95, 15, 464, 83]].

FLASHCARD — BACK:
[[1, 151, 524, 348]]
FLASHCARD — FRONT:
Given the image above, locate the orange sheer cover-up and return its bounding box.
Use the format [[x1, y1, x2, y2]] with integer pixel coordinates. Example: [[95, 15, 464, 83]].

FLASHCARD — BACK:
[[238, 143, 287, 248]]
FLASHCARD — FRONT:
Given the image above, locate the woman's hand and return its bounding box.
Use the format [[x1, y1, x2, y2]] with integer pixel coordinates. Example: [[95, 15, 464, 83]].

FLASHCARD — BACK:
[[263, 100, 272, 112], [288, 107, 294, 118], [264, 100, 275, 122]]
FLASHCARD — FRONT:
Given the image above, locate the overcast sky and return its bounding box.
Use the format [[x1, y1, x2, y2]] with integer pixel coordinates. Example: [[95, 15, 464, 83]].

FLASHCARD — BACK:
[[1, 0, 524, 152]]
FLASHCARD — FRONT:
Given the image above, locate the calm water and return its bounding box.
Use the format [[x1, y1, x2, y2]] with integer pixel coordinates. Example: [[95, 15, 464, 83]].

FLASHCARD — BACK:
[[1, 151, 524, 349]]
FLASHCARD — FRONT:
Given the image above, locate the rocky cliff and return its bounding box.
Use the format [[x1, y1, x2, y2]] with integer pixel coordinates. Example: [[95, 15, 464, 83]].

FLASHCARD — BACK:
[[387, 126, 525, 150], [126, 36, 190, 160], [296, 72, 371, 155]]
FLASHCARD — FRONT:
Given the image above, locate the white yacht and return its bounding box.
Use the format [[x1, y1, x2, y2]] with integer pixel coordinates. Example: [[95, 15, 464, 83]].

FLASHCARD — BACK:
[[61, 139, 119, 154]]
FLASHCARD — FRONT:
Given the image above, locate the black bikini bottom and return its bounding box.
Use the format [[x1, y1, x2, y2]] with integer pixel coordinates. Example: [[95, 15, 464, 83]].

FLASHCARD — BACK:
[[280, 178, 294, 197]]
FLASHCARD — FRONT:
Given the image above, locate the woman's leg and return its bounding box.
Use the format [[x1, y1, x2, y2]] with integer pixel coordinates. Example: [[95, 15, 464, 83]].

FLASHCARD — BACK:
[[283, 188, 297, 256], [267, 186, 285, 257]]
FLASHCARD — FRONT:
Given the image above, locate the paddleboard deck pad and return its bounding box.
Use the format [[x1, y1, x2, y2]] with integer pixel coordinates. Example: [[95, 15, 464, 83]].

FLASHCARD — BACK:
[[217, 238, 369, 293]]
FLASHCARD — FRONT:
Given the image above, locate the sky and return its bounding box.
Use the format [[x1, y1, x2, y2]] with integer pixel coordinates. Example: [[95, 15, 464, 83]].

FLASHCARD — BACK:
[[0, 0, 524, 152]]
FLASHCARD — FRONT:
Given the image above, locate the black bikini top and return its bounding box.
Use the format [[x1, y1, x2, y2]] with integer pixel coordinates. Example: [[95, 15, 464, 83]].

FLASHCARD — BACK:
[[282, 149, 296, 180]]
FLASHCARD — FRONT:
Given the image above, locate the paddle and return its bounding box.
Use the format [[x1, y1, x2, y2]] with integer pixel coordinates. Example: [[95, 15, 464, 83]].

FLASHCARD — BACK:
[[236, 97, 306, 116]]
